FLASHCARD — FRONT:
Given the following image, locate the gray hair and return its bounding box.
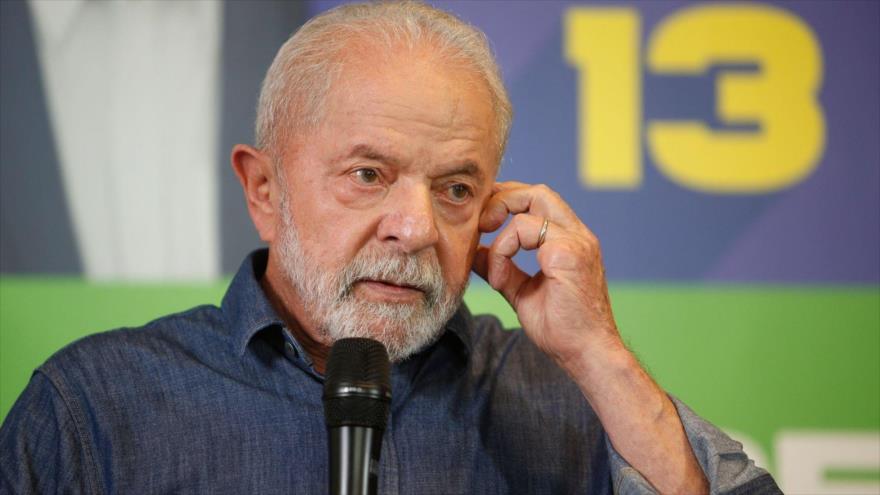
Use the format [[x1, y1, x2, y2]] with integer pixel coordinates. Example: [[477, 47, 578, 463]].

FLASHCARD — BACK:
[[255, 0, 512, 162]]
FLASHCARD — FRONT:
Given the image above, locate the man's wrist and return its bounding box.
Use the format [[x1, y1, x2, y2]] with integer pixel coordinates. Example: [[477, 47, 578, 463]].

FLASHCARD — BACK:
[[556, 331, 641, 401]]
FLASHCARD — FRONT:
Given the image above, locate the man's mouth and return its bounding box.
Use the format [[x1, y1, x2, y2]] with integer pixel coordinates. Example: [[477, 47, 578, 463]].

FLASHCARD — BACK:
[[354, 278, 427, 300], [359, 278, 425, 291]]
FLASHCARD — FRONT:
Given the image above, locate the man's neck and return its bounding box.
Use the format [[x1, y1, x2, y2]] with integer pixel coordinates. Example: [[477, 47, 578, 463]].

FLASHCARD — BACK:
[[260, 253, 330, 374]]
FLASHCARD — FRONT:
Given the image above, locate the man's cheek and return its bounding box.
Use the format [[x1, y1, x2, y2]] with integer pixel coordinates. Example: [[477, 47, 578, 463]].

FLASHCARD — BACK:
[[456, 242, 480, 287]]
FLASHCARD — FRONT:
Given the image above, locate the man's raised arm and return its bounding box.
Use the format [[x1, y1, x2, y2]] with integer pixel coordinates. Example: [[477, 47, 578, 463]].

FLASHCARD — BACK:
[[474, 180, 719, 493]]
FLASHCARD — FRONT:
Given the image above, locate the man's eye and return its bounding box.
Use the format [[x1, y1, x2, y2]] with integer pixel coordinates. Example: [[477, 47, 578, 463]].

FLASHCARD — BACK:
[[446, 183, 472, 203], [352, 168, 380, 184]]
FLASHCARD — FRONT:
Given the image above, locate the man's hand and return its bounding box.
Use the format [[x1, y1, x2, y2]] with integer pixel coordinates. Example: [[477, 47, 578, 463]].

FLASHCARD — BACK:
[[472, 181, 709, 494], [472, 181, 621, 369]]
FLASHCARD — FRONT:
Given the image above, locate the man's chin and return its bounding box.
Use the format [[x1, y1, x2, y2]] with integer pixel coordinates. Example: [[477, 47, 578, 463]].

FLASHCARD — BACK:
[[319, 287, 462, 362], [325, 314, 444, 362]]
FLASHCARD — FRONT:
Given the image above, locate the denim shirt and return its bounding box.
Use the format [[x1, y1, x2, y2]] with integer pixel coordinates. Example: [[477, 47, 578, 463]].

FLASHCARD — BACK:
[[1, 250, 779, 494]]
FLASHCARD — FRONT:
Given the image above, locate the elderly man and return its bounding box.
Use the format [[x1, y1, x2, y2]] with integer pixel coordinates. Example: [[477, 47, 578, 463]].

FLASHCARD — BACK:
[[1, 2, 779, 494]]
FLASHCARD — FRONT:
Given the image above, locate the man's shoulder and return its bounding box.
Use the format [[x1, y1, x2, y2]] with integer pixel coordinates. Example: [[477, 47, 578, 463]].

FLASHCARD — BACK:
[[468, 312, 518, 346], [466, 311, 570, 382], [38, 304, 229, 387], [468, 312, 534, 353]]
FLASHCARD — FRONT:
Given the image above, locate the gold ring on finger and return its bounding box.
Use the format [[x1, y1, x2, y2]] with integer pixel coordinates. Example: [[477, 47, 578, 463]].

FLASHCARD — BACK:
[[537, 217, 550, 248]]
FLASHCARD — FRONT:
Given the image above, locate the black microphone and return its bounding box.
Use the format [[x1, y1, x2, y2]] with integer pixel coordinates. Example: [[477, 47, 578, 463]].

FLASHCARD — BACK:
[[323, 338, 392, 495]]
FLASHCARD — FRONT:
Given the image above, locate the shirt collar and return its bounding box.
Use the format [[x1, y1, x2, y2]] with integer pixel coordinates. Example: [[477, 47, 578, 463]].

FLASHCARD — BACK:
[[443, 299, 473, 357], [222, 249, 285, 356], [221, 248, 474, 359]]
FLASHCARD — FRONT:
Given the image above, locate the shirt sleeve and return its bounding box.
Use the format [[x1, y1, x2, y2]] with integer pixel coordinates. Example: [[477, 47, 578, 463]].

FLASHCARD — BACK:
[[605, 396, 782, 495], [0, 371, 97, 494]]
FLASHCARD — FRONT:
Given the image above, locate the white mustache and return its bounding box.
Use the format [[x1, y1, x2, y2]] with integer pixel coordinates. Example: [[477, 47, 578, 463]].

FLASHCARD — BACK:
[[338, 250, 443, 307]]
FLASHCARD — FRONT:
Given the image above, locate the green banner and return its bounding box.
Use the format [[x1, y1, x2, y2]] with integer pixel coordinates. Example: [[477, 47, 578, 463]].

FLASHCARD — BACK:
[[2, 277, 877, 486]]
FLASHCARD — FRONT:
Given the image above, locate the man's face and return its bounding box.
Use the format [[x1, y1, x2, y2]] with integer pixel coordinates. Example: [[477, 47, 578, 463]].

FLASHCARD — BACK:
[[273, 46, 498, 361]]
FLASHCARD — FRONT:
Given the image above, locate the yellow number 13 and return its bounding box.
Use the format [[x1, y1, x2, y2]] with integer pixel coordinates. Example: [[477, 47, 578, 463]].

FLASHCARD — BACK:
[[565, 4, 825, 193]]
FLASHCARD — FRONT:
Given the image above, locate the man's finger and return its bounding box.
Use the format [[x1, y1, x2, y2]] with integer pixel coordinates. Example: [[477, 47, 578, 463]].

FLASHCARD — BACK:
[[479, 182, 530, 233], [493, 180, 530, 192], [479, 183, 578, 233], [492, 213, 555, 258], [488, 253, 530, 308], [485, 212, 563, 306]]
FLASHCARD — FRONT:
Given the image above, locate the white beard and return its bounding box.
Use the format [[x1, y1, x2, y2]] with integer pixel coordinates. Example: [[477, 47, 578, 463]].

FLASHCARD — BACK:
[[275, 195, 466, 362]]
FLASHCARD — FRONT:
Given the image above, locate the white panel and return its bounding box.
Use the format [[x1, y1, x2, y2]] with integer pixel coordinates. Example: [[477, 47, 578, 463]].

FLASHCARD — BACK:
[[29, 0, 221, 280], [777, 430, 880, 494]]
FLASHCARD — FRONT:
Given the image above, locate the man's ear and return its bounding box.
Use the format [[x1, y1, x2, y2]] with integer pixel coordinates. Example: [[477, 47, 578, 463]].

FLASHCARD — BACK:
[[231, 144, 279, 243]]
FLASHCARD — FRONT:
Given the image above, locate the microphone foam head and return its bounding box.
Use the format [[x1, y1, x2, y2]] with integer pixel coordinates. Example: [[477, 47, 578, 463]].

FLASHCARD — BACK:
[[323, 338, 391, 429]]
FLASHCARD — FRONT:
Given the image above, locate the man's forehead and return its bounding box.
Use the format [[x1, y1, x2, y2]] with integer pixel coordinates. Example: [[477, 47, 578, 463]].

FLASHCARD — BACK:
[[305, 53, 499, 167], [337, 42, 496, 125]]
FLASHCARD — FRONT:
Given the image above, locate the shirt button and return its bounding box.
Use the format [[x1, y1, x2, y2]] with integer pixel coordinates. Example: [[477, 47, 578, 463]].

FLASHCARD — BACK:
[[284, 341, 295, 356]]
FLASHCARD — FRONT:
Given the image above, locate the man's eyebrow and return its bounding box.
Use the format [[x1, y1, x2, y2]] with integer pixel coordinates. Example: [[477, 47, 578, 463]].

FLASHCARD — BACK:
[[346, 143, 400, 166], [345, 143, 485, 181], [436, 161, 484, 181]]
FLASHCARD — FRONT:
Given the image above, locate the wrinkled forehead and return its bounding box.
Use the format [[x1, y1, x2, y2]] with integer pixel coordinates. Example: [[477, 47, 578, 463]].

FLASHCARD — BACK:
[[324, 41, 500, 166]]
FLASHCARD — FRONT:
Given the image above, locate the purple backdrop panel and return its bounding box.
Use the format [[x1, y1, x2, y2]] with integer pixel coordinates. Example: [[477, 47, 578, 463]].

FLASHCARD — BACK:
[[307, 1, 880, 284]]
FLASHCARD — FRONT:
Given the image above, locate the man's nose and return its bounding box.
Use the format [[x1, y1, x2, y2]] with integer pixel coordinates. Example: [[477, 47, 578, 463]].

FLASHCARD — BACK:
[[376, 183, 440, 253]]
